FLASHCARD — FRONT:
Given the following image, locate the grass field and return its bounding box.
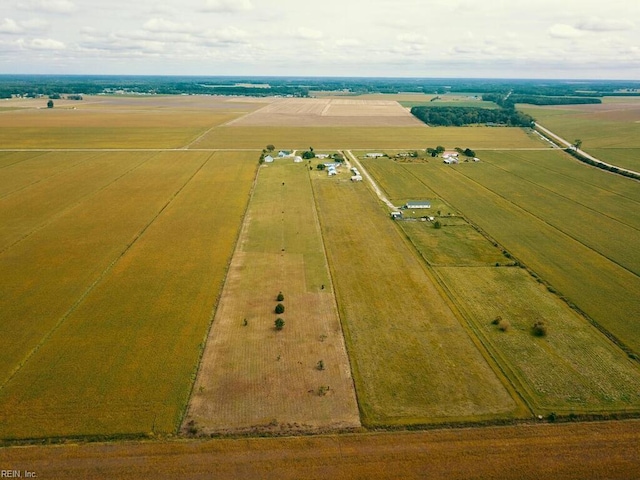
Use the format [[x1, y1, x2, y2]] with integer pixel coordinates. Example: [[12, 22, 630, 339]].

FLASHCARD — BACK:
[[312, 169, 521, 425], [362, 155, 640, 356], [185, 160, 360, 434], [0, 151, 257, 439]]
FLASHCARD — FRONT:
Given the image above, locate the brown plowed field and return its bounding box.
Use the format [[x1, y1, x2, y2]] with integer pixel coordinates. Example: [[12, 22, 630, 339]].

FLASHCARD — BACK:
[[228, 98, 424, 126], [1, 420, 639, 479]]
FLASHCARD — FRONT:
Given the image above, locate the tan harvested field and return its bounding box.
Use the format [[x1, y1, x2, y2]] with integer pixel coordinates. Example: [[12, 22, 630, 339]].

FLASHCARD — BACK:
[[0, 95, 264, 148], [312, 170, 522, 425], [185, 161, 360, 434], [2, 420, 640, 479], [0, 151, 258, 439], [228, 98, 424, 126]]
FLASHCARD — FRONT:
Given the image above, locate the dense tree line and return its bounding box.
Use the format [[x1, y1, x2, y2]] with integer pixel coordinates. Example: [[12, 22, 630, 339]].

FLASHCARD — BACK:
[[482, 93, 601, 107], [411, 106, 534, 127]]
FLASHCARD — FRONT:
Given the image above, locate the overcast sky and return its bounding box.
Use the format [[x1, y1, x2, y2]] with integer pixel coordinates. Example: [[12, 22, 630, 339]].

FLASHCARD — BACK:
[[0, 0, 638, 79]]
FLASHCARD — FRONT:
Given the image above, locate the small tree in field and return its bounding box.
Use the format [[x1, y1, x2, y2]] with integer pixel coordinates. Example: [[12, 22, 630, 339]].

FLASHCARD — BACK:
[[433, 220, 442, 229], [275, 303, 285, 314], [532, 320, 548, 337], [277, 292, 284, 301], [266, 144, 275, 152], [275, 318, 285, 330], [47, 99, 54, 108]]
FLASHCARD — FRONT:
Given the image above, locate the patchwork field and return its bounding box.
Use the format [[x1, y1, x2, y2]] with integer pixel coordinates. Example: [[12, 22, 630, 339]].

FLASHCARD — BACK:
[[229, 98, 423, 126], [312, 168, 521, 425], [362, 153, 640, 356], [185, 161, 360, 434], [520, 99, 640, 171], [0, 151, 257, 439]]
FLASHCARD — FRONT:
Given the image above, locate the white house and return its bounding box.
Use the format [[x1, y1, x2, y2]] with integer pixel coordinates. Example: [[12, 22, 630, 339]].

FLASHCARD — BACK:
[[351, 175, 363, 182], [315, 154, 330, 159], [278, 150, 292, 157], [443, 157, 458, 164], [293, 156, 303, 163], [366, 153, 384, 158], [264, 155, 274, 163]]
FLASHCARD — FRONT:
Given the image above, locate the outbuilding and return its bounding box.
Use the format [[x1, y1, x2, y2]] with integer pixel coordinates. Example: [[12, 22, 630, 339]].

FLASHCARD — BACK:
[[390, 211, 403, 219], [404, 201, 431, 209], [264, 155, 274, 163], [351, 175, 363, 181], [366, 153, 384, 158]]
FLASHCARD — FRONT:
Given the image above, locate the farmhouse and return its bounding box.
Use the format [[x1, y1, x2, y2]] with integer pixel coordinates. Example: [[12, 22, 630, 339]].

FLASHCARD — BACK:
[[327, 166, 338, 176], [293, 156, 303, 163], [366, 153, 384, 158], [264, 155, 274, 163], [404, 201, 431, 209], [443, 157, 458, 164], [443, 151, 459, 158], [278, 150, 292, 157]]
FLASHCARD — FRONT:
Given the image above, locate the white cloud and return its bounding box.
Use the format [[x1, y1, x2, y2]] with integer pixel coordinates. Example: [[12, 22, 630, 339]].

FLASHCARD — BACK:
[[200, 0, 253, 13], [143, 18, 197, 34], [0, 19, 23, 34], [17, 0, 76, 14], [548, 24, 584, 39], [575, 18, 635, 32], [29, 38, 66, 50], [397, 33, 429, 45], [334, 38, 361, 48], [296, 27, 323, 40]]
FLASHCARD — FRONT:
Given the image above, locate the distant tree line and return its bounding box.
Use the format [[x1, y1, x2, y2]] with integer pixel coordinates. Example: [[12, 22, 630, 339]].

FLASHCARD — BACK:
[[482, 93, 602, 107], [411, 106, 534, 127]]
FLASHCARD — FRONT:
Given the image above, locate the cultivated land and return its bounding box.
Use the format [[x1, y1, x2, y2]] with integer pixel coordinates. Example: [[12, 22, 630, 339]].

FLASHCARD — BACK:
[[520, 98, 640, 171], [2, 420, 640, 480], [185, 161, 360, 434], [312, 167, 521, 425], [0, 150, 258, 439], [228, 97, 424, 126], [1, 93, 639, 475]]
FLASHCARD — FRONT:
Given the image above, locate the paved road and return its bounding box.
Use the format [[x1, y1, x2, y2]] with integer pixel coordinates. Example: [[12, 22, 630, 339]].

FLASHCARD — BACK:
[[534, 123, 640, 177]]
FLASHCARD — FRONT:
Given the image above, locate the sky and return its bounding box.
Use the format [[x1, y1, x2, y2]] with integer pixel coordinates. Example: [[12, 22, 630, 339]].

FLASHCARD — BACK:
[[0, 0, 638, 79]]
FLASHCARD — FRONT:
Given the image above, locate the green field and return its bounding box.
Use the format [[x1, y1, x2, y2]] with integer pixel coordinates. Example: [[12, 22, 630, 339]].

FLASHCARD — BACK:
[[363, 154, 640, 355], [438, 266, 640, 414], [312, 171, 521, 425], [0, 151, 257, 439]]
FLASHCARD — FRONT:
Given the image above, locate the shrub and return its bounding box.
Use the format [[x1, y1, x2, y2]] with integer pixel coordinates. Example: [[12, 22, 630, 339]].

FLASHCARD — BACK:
[[275, 318, 285, 330], [498, 319, 511, 332], [491, 316, 502, 325], [316, 360, 325, 371], [275, 303, 285, 314], [532, 320, 548, 337], [276, 292, 284, 301], [433, 220, 442, 229]]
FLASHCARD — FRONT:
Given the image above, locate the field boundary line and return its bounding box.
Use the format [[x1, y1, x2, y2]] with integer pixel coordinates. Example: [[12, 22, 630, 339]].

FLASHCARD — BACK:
[[0, 154, 212, 393], [0, 151, 49, 171]]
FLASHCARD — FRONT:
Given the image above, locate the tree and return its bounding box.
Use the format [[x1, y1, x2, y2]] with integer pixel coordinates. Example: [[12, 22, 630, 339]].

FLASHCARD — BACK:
[[275, 303, 285, 314], [573, 139, 583, 150], [303, 150, 316, 159], [276, 292, 284, 301], [275, 318, 285, 330], [316, 163, 326, 170], [532, 320, 547, 337], [266, 144, 275, 152], [436, 145, 445, 154], [316, 360, 325, 371], [463, 148, 476, 157], [433, 220, 442, 229], [47, 99, 54, 108]]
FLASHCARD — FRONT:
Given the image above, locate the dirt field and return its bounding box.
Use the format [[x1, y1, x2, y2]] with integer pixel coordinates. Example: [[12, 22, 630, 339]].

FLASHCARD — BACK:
[[228, 98, 425, 126], [1, 420, 639, 479], [185, 161, 360, 435]]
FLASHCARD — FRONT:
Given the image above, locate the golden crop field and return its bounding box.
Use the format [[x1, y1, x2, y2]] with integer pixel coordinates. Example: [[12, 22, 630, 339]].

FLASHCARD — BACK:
[[190, 125, 544, 150], [2, 420, 640, 480], [312, 170, 522, 425], [0, 151, 257, 439], [185, 160, 360, 435]]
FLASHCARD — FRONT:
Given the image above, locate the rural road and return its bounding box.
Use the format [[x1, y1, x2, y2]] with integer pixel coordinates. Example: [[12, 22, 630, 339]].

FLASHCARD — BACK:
[[534, 122, 640, 177], [344, 150, 398, 211]]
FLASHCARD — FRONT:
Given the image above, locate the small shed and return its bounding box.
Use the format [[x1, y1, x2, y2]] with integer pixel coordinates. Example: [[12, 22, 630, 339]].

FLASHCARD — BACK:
[[278, 150, 292, 157], [264, 155, 274, 163], [390, 211, 403, 219], [366, 153, 384, 158], [351, 175, 363, 182], [293, 156, 303, 163]]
